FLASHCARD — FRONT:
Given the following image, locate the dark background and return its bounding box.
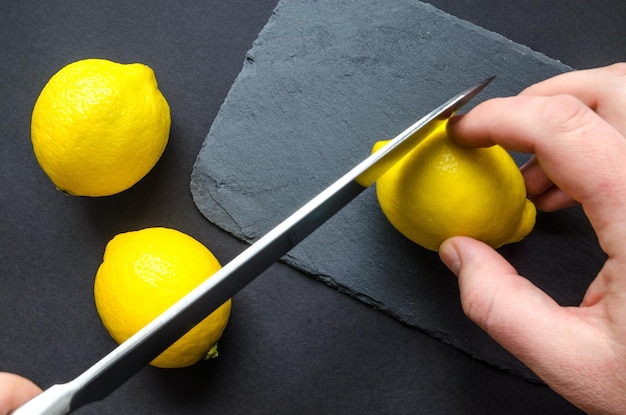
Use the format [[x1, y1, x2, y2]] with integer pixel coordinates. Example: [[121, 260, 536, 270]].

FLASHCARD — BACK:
[[1, 1, 624, 414]]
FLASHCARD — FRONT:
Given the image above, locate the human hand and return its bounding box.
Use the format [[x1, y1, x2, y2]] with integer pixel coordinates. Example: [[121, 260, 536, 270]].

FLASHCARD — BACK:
[[0, 372, 41, 414], [440, 63, 626, 414]]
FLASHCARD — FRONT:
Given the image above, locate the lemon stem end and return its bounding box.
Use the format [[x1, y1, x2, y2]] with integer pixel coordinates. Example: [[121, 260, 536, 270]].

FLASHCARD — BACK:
[[204, 343, 220, 360]]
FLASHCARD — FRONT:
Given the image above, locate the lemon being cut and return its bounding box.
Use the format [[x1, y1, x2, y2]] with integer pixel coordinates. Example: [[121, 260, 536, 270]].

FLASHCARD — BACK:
[[31, 58, 170, 197], [94, 227, 231, 369], [373, 123, 536, 251]]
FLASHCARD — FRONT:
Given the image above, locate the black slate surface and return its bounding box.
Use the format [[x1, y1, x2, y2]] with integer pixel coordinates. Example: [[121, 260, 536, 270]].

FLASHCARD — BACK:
[[190, 0, 605, 380]]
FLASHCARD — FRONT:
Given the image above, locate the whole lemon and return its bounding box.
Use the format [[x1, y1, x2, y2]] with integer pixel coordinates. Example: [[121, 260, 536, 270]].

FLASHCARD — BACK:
[[373, 123, 536, 251], [94, 227, 231, 368], [31, 59, 170, 197]]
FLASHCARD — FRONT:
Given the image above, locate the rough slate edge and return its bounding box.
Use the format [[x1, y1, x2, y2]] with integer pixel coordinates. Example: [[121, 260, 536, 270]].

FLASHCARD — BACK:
[[190, 0, 603, 381]]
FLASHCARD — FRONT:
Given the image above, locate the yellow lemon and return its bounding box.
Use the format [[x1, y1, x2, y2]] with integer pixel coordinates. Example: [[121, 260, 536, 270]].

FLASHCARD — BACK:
[[94, 227, 231, 368], [373, 123, 536, 251], [31, 58, 170, 197]]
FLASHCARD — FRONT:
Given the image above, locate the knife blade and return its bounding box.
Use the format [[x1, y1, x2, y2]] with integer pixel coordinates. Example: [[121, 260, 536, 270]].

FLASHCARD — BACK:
[[12, 77, 493, 415]]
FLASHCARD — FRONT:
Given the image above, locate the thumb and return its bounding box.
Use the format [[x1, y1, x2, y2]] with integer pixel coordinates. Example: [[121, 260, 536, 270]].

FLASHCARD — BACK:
[[439, 237, 582, 368], [0, 373, 41, 414], [439, 237, 620, 412]]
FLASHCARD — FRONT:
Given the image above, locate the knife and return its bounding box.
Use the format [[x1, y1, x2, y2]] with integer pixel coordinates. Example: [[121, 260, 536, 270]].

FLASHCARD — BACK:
[[12, 77, 493, 415]]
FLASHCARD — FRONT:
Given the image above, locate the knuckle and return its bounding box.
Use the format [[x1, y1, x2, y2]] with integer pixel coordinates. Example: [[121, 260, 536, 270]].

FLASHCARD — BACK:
[[536, 95, 597, 137], [605, 62, 626, 79], [460, 275, 522, 336], [459, 280, 497, 329]]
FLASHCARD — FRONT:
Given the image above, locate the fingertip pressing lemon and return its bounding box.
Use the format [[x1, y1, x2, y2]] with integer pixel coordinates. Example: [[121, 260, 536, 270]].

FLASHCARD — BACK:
[[373, 123, 536, 251], [31, 58, 171, 197], [94, 227, 231, 368]]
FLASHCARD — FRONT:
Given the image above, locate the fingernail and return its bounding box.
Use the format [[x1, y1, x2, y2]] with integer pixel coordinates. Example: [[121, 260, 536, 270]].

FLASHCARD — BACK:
[[439, 240, 461, 276]]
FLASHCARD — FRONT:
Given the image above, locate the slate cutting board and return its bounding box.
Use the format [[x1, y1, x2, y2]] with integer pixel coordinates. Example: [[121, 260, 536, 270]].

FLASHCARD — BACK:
[[190, 0, 605, 381]]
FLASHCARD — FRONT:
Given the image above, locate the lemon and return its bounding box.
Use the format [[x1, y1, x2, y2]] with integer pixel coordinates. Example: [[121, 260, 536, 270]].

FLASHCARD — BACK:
[[94, 227, 231, 368], [373, 123, 536, 251], [31, 58, 170, 197]]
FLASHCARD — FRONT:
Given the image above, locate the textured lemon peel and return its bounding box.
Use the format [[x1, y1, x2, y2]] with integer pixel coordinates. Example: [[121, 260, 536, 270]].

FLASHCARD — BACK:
[[94, 227, 231, 368], [372, 127, 536, 251], [31, 59, 171, 197]]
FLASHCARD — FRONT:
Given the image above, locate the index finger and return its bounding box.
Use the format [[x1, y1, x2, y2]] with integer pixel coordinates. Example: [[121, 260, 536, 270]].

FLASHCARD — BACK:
[[447, 94, 626, 255], [521, 63, 626, 136]]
